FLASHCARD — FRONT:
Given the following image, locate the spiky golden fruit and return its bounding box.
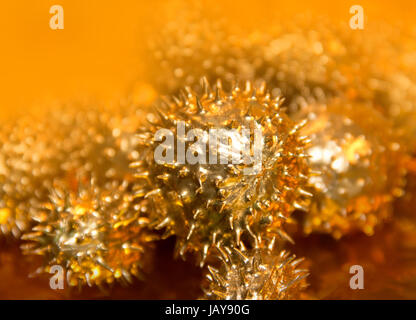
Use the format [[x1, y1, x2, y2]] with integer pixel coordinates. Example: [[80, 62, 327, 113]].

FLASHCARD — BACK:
[[259, 19, 416, 150], [0, 108, 81, 237], [202, 244, 308, 300], [295, 100, 407, 238], [241, 18, 411, 114], [65, 106, 140, 186], [146, 2, 254, 95], [145, 12, 375, 113], [149, 7, 416, 149], [132, 79, 311, 265], [254, 28, 337, 113], [21, 178, 155, 288], [147, 12, 344, 109], [0, 104, 143, 238]]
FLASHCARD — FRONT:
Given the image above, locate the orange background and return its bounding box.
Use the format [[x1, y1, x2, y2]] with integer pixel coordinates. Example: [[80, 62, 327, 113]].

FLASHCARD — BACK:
[[0, 0, 414, 119]]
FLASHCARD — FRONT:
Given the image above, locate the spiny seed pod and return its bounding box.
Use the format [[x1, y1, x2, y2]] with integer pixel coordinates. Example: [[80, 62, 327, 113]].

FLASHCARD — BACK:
[[240, 18, 399, 114], [147, 3, 254, 95], [21, 179, 155, 288], [150, 6, 416, 147], [65, 106, 140, 186], [147, 11, 343, 110], [0, 104, 142, 238], [255, 29, 337, 113], [132, 79, 311, 266], [0, 108, 80, 237], [277, 19, 416, 150], [317, 21, 416, 152], [294, 100, 407, 238], [202, 243, 308, 300]]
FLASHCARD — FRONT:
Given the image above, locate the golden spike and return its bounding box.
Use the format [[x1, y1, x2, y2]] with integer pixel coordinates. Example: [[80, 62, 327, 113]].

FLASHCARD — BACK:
[[235, 227, 242, 246], [155, 217, 171, 230], [186, 223, 196, 240], [200, 244, 209, 267], [200, 77, 210, 97], [196, 96, 203, 113], [233, 247, 249, 264]]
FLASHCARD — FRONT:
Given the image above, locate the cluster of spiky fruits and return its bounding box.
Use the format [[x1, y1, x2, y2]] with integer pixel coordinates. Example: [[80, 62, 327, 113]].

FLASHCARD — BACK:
[[0, 3, 414, 300]]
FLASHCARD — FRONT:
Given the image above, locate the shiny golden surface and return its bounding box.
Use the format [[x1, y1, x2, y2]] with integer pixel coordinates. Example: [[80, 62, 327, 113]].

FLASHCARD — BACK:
[[295, 173, 416, 299], [21, 179, 155, 288], [0, 105, 143, 238], [132, 79, 310, 265], [147, 2, 241, 94], [148, 6, 416, 152], [295, 100, 407, 238], [0, 106, 92, 238], [203, 244, 308, 300]]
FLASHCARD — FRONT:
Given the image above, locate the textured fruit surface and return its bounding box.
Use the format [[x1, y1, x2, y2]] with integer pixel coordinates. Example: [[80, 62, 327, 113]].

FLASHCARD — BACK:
[[21, 178, 155, 288], [295, 100, 407, 238], [149, 9, 416, 151], [0, 104, 144, 238], [132, 79, 311, 265], [203, 244, 308, 300]]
